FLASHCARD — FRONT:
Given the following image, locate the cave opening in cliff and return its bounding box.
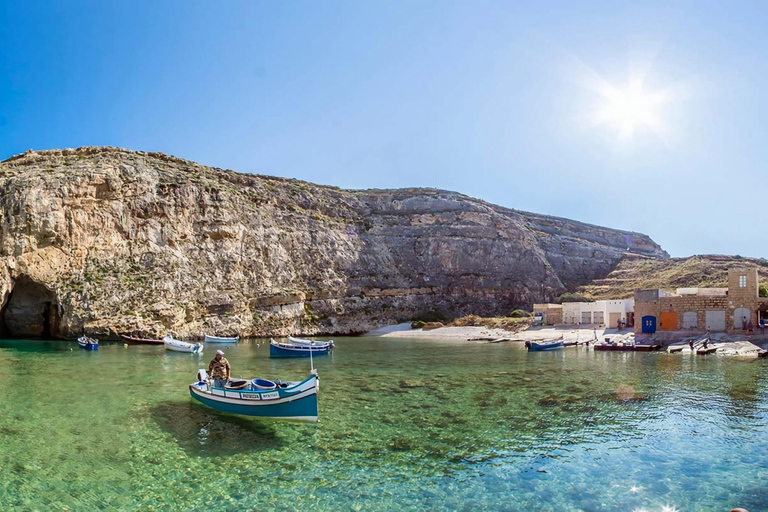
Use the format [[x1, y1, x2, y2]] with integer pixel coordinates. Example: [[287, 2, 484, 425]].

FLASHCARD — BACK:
[[1, 276, 61, 339]]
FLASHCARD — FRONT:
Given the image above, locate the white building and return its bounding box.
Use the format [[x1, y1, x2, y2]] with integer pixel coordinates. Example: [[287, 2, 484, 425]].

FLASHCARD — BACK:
[[562, 299, 634, 327]]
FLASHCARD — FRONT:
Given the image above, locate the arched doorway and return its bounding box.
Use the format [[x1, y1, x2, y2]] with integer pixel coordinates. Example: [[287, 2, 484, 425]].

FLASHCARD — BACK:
[[734, 307, 751, 330]]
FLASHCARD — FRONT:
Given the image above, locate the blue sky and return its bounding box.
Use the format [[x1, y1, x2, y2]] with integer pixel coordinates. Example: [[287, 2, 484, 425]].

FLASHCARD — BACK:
[[1, 1, 765, 257]]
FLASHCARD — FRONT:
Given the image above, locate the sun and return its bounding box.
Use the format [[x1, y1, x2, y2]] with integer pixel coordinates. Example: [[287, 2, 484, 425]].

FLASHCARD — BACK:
[[595, 82, 664, 141], [603, 86, 655, 129]]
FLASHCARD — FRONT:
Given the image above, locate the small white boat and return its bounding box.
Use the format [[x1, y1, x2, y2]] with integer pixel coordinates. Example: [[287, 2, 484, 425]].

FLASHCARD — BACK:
[[204, 334, 240, 344], [163, 335, 203, 354], [288, 336, 335, 347]]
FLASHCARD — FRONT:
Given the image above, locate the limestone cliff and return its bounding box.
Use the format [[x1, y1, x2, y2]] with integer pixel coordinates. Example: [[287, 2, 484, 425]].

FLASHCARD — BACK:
[[0, 147, 667, 338]]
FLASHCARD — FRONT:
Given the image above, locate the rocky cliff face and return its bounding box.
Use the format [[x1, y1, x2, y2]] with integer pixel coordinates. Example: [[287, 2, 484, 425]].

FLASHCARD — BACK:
[[0, 147, 667, 338]]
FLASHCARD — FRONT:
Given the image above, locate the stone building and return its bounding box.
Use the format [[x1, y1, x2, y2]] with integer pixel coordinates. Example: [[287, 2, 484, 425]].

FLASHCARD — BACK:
[[532, 303, 563, 325], [634, 268, 768, 334]]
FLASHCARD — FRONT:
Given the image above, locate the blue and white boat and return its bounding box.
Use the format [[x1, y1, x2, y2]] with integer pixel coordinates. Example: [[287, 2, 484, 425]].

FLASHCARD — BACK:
[[189, 369, 319, 421], [78, 336, 98, 351], [164, 335, 203, 354], [270, 338, 333, 358], [525, 339, 564, 351], [204, 334, 239, 344], [288, 336, 334, 348]]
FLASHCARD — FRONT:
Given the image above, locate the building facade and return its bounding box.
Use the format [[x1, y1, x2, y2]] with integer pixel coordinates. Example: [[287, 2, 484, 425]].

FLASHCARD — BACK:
[[634, 268, 768, 334], [532, 303, 563, 325], [534, 299, 634, 327]]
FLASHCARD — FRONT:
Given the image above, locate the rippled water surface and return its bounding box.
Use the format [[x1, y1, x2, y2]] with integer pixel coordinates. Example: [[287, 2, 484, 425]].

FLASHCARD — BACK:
[[0, 337, 766, 511]]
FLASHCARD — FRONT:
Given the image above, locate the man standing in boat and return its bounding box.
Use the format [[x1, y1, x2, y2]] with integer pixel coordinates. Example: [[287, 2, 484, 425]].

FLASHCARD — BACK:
[[208, 349, 231, 388]]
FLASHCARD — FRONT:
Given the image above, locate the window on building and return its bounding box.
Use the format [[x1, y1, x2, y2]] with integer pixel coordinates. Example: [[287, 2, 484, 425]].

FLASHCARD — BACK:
[[739, 275, 747, 288]]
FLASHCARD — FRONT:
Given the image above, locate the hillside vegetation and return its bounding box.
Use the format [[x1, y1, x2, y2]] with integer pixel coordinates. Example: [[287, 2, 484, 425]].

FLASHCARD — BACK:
[[577, 255, 768, 299]]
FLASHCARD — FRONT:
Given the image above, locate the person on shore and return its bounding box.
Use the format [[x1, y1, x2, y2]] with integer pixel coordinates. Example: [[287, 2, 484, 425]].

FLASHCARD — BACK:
[[760, 318, 765, 335], [747, 320, 754, 334], [208, 349, 231, 388]]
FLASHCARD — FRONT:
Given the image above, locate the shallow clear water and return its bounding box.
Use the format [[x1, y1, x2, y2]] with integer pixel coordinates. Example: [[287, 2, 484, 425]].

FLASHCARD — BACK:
[[0, 337, 766, 511]]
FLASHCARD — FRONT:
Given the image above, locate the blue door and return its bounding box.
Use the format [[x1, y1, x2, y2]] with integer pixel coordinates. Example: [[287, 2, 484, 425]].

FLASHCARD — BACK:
[[641, 315, 657, 333]]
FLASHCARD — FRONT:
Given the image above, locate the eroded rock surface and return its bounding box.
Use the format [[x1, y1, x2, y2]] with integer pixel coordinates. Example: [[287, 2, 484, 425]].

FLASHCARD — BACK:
[[0, 147, 667, 338]]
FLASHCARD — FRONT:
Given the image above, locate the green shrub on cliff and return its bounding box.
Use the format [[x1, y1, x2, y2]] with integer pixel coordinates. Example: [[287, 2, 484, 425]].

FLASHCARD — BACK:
[[415, 308, 451, 324], [556, 292, 592, 304], [509, 309, 532, 318], [760, 283, 768, 298]]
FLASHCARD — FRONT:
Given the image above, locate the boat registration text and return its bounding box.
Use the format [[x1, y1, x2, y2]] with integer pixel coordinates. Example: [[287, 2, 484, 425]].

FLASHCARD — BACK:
[[241, 391, 280, 400]]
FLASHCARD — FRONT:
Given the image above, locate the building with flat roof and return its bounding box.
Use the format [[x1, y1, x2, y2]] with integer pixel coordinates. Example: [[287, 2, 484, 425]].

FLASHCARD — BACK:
[[634, 268, 768, 334], [532, 303, 562, 325], [534, 299, 634, 327]]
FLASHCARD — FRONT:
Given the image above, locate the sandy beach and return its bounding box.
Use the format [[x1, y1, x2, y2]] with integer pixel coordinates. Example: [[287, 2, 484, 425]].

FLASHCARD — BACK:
[[365, 322, 517, 340], [365, 323, 611, 342]]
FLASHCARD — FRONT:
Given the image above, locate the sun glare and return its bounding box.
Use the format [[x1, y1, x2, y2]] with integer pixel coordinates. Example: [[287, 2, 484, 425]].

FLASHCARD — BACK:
[[568, 55, 681, 146], [596, 82, 664, 142]]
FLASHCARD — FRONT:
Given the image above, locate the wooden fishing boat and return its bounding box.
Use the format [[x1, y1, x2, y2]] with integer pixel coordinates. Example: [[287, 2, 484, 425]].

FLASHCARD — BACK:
[[633, 344, 662, 352], [270, 339, 332, 358], [121, 334, 164, 345], [525, 340, 564, 351], [163, 335, 203, 354], [78, 336, 99, 351], [189, 369, 319, 421], [288, 336, 335, 348], [594, 342, 631, 351], [204, 334, 240, 344], [594, 343, 661, 352]]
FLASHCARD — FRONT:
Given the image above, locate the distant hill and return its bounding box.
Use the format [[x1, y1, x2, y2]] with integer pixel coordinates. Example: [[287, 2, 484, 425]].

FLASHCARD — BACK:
[[576, 254, 768, 300]]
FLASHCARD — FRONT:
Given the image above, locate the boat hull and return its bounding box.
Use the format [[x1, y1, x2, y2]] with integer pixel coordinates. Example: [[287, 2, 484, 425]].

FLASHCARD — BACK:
[[189, 374, 318, 421], [527, 341, 564, 351], [270, 341, 331, 358], [78, 336, 98, 350], [204, 335, 239, 344], [121, 335, 164, 345], [594, 344, 661, 352], [164, 336, 203, 353], [633, 344, 662, 352]]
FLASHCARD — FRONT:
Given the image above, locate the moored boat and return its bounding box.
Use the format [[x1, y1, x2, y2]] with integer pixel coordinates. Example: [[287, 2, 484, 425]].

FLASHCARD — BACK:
[[121, 334, 164, 345], [189, 369, 319, 421], [163, 335, 203, 354], [270, 339, 333, 358], [525, 339, 564, 351], [633, 344, 662, 352], [78, 336, 99, 351], [204, 334, 240, 344], [288, 336, 335, 348], [594, 343, 661, 352]]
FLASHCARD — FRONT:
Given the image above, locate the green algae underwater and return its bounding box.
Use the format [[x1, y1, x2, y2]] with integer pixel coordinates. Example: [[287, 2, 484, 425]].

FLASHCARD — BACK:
[[0, 337, 766, 511]]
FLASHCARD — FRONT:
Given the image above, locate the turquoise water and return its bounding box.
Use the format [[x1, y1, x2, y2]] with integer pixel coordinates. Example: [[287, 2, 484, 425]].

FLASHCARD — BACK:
[[0, 337, 766, 511]]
